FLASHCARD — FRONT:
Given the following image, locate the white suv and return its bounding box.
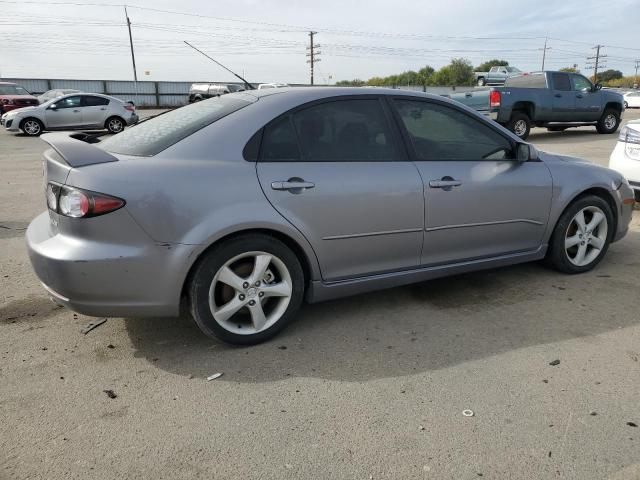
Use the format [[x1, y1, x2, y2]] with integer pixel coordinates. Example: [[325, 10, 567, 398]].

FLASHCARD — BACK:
[[1, 93, 138, 136]]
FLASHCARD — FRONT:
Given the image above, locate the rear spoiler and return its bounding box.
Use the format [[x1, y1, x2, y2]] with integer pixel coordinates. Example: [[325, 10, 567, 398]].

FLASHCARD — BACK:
[[40, 132, 118, 168]]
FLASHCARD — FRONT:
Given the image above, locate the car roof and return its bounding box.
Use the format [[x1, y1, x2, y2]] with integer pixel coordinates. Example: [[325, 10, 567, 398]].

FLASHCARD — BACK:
[[55, 92, 121, 102], [241, 86, 432, 101]]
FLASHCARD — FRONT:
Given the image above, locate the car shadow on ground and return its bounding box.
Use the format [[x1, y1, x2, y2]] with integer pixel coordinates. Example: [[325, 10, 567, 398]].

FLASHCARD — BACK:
[[528, 129, 613, 144], [125, 231, 640, 384]]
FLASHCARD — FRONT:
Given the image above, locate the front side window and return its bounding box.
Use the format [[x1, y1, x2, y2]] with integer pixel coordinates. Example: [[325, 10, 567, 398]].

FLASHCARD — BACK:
[[552, 73, 572, 91], [394, 99, 513, 161], [83, 96, 109, 107], [53, 96, 82, 109], [571, 75, 592, 91]]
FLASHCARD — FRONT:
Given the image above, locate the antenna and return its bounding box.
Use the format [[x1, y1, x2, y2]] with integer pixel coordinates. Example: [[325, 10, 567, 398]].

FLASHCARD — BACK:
[[183, 41, 255, 90]]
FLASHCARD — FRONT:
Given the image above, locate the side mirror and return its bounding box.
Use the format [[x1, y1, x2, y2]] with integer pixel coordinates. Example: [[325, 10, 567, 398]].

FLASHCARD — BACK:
[[594, 83, 602, 91], [581, 87, 591, 94], [516, 143, 537, 162], [48, 104, 57, 110]]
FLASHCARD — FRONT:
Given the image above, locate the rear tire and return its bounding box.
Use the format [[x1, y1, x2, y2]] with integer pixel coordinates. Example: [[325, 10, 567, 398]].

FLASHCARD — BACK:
[[507, 111, 531, 140], [20, 118, 44, 136], [624, 101, 629, 109], [477, 77, 486, 87], [546, 195, 614, 274], [189, 234, 305, 345], [105, 116, 125, 134], [596, 108, 620, 134]]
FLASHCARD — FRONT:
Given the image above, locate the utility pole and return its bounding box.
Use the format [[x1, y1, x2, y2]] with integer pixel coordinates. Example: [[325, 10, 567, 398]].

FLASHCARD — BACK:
[[540, 37, 551, 70], [306, 31, 321, 85], [124, 6, 139, 104], [634, 59, 640, 88], [586, 44, 606, 83]]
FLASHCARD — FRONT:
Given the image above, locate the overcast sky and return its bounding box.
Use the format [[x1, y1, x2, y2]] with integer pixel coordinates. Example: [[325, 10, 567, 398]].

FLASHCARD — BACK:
[[1, 0, 639, 84]]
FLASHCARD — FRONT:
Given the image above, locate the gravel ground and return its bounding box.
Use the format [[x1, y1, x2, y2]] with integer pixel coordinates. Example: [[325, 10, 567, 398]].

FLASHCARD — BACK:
[[1, 109, 639, 480]]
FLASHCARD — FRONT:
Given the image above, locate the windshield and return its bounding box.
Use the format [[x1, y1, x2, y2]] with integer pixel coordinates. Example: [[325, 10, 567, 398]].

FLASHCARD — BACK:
[[100, 93, 254, 156], [0, 84, 30, 95]]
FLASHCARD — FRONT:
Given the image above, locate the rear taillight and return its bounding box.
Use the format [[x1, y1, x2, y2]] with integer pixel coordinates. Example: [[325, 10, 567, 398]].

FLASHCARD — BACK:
[[46, 182, 125, 218], [489, 90, 501, 108]]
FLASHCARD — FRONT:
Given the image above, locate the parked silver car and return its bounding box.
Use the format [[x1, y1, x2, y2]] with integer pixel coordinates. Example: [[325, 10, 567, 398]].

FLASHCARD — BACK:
[[2, 93, 138, 136], [26, 88, 635, 344]]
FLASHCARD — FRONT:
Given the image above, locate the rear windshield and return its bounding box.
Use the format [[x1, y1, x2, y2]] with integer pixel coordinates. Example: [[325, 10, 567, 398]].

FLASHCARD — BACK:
[[505, 74, 547, 88], [0, 84, 30, 95], [100, 94, 254, 156]]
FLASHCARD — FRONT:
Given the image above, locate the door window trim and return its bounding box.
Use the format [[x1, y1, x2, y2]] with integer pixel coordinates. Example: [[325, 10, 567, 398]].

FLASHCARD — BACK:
[[253, 95, 409, 163], [81, 95, 110, 107], [385, 95, 518, 162]]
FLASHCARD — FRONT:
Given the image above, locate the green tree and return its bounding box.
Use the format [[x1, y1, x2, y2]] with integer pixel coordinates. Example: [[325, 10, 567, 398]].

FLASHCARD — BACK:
[[596, 69, 623, 83], [433, 58, 475, 86], [335, 79, 366, 87], [475, 59, 509, 72], [559, 66, 579, 73]]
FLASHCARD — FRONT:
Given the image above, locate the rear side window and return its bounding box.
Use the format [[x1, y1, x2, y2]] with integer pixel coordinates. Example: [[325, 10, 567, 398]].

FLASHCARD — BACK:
[[83, 96, 109, 106], [394, 99, 513, 160], [505, 74, 547, 88], [261, 99, 398, 162], [552, 73, 571, 91], [100, 94, 253, 156]]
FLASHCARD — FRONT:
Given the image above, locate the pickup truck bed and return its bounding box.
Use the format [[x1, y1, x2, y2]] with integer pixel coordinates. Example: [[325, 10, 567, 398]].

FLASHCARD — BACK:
[[450, 71, 625, 140]]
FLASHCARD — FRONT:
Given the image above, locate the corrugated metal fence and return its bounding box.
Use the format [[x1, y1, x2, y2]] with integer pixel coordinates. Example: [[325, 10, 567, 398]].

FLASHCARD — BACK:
[[2, 78, 477, 107]]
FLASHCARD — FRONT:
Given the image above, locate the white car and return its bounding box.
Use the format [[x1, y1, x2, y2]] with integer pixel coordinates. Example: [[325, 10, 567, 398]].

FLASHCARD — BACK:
[[37, 88, 81, 104], [623, 91, 640, 109], [609, 122, 640, 201], [257, 83, 290, 90], [1, 93, 138, 136]]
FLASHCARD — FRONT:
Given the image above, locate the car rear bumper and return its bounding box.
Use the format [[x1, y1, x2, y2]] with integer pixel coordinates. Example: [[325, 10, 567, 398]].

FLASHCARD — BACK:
[[26, 210, 195, 318], [127, 113, 139, 125]]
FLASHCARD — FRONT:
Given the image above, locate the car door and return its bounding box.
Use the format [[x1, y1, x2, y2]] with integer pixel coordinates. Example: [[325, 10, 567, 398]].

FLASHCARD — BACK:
[[81, 95, 110, 127], [44, 95, 83, 128], [391, 97, 553, 266], [571, 74, 601, 121], [256, 97, 424, 281], [550, 72, 575, 121]]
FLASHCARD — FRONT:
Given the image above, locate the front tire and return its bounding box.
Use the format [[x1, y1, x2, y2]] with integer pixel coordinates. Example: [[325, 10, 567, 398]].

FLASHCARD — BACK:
[[624, 101, 629, 109], [596, 108, 620, 134], [546, 195, 614, 274], [507, 111, 531, 140], [20, 118, 44, 136], [105, 116, 125, 134], [189, 234, 305, 345]]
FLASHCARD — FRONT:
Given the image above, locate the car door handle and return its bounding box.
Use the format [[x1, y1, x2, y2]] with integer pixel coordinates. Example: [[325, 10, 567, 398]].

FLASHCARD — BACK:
[[100, 107, 107, 110], [271, 180, 315, 191], [576, 94, 584, 99], [429, 179, 462, 189], [554, 93, 562, 98], [73, 109, 80, 112], [465, 92, 472, 97]]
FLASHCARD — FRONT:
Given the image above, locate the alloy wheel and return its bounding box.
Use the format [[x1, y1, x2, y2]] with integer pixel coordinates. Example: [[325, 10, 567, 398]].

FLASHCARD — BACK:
[[23, 120, 41, 135], [208, 251, 292, 335], [108, 119, 124, 133], [564, 206, 608, 267], [513, 119, 527, 137], [603, 114, 617, 130]]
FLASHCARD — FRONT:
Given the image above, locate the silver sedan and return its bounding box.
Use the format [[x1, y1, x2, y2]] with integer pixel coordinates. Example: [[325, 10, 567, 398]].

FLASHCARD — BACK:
[[26, 88, 636, 344], [2, 93, 138, 136]]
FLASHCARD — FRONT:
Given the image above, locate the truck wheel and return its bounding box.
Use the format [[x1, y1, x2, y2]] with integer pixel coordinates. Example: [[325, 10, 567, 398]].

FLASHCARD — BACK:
[[596, 109, 620, 134], [507, 112, 531, 140], [477, 77, 486, 87]]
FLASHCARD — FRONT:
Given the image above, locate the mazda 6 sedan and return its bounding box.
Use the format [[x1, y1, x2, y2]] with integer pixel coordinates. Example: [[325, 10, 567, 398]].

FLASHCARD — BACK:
[[27, 88, 636, 344]]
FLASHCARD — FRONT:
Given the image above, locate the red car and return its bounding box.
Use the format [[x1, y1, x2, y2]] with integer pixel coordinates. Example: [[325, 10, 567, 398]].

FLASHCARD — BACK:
[[0, 82, 39, 114]]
